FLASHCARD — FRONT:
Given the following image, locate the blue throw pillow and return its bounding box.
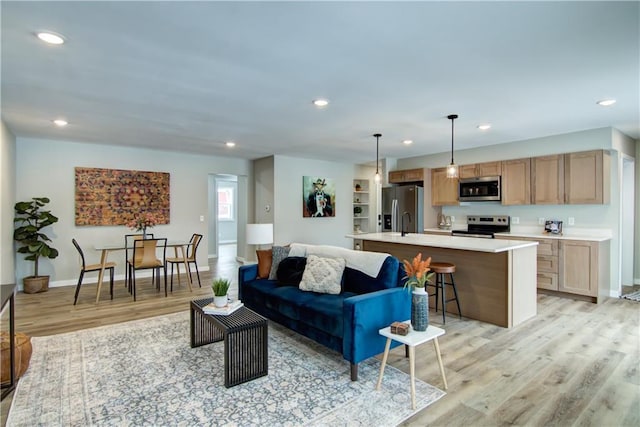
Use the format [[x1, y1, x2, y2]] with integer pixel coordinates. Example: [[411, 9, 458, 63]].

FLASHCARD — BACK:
[[276, 256, 307, 286]]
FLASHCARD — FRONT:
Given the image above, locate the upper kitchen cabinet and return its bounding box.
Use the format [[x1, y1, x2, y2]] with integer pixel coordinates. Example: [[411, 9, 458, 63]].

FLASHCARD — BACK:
[[459, 161, 502, 178], [532, 154, 564, 204], [431, 167, 459, 206], [501, 158, 531, 205], [388, 168, 424, 184], [564, 150, 610, 204]]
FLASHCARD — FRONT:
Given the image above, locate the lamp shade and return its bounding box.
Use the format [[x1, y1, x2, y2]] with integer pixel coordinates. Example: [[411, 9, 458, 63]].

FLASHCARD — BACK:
[[246, 223, 274, 245]]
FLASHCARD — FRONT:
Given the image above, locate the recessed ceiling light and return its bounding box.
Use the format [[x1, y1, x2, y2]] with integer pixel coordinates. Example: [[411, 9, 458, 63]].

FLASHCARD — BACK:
[[53, 119, 68, 127], [312, 99, 329, 107], [225, 141, 236, 148], [477, 124, 492, 130], [596, 99, 616, 107], [36, 31, 65, 45], [402, 140, 413, 145]]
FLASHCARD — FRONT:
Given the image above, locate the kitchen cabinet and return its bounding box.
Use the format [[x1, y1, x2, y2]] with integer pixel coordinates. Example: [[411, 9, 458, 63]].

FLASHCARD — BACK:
[[430, 167, 458, 206], [559, 240, 598, 297], [564, 150, 610, 204], [532, 154, 564, 204], [501, 158, 531, 205], [459, 161, 502, 178], [389, 168, 424, 184], [352, 179, 370, 236]]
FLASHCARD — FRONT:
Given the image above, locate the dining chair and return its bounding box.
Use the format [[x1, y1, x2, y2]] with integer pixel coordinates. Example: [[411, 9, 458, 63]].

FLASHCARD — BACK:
[[72, 238, 116, 305], [166, 233, 203, 291], [127, 238, 167, 301], [124, 233, 154, 291]]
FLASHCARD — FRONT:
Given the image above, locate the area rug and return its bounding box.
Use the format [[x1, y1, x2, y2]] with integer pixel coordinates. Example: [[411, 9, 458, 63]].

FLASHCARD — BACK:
[[621, 290, 640, 302], [7, 311, 445, 426]]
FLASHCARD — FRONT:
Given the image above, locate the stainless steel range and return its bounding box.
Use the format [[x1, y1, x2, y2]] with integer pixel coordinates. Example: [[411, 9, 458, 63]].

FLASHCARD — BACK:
[[451, 215, 510, 238]]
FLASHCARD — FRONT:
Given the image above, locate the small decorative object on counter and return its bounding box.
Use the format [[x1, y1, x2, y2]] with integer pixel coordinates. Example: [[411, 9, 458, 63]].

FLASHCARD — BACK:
[[402, 253, 434, 332], [544, 220, 563, 235], [390, 321, 409, 336]]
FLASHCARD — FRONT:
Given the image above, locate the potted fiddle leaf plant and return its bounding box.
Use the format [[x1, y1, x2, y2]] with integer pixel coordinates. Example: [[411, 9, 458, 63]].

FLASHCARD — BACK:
[[212, 278, 231, 307], [14, 197, 59, 293]]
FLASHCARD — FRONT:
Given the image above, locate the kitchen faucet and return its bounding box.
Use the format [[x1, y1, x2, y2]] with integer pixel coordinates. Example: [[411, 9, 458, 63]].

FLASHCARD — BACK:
[[401, 212, 411, 237]]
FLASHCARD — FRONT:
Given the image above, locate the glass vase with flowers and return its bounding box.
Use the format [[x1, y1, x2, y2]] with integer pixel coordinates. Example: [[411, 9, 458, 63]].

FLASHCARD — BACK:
[[402, 253, 434, 332], [126, 212, 160, 238]]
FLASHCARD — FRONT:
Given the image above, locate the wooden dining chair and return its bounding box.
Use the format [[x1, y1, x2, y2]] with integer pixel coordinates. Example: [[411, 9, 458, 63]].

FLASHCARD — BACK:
[[124, 233, 154, 291], [72, 238, 116, 305], [127, 238, 167, 301], [166, 233, 203, 291]]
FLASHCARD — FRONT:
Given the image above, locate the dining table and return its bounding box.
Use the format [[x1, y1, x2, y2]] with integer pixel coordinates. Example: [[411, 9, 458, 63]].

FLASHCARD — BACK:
[[93, 240, 193, 303]]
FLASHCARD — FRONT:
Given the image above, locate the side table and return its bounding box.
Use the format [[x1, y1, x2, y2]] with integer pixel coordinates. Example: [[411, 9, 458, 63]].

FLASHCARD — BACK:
[[376, 321, 448, 409], [1, 283, 16, 400], [190, 298, 268, 388]]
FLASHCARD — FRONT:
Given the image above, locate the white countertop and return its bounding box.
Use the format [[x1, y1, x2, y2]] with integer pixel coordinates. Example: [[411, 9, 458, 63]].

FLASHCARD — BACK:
[[424, 226, 612, 242], [346, 232, 538, 253]]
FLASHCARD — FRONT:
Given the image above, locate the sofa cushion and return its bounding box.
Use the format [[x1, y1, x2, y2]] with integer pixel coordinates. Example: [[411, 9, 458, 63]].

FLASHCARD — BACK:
[[299, 292, 356, 337], [277, 256, 307, 286], [256, 249, 272, 279], [343, 256, 400, 294], [299, 255, 345, 295], [268, 246, 291, 280]]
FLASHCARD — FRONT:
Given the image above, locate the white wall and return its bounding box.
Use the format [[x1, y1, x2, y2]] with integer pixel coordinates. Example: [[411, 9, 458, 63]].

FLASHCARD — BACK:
[[272, 155, 361, 248], [397, 127, 636, 296], [1, 122, 16, 284], [15, 137, 251, 287], [636, 140, 640, 284]]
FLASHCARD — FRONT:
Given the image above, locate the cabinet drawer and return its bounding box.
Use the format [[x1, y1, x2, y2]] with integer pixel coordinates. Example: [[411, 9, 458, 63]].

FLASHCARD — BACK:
[[537, 239, 558, 256], [537, 272, 558, 290], [537, 255, 558, 273]]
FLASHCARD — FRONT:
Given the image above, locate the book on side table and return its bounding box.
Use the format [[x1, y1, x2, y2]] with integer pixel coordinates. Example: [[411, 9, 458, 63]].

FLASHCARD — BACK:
[[203, 300, 243, 316]]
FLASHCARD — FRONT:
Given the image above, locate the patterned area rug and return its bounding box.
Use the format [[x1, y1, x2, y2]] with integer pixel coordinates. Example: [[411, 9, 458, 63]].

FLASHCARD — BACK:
[[7, 311, 445, 426], [621, 290, 640, 302]]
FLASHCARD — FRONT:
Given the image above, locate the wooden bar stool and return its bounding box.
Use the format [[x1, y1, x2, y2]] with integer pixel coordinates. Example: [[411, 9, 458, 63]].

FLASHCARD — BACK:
[[429, 262, 462, 324]]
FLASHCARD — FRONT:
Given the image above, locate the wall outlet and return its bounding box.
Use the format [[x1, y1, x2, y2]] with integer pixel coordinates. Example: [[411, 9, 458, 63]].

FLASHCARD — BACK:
[[538, 217, 545, 225], [568, 217, 575, 226], [512, 217, 520, 224], [199, 215, 205, 222]]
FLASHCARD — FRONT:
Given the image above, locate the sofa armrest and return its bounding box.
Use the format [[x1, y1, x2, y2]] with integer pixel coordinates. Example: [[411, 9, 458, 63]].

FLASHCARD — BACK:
[[342, 287, 411, 364], [238, 264, 258, 300]]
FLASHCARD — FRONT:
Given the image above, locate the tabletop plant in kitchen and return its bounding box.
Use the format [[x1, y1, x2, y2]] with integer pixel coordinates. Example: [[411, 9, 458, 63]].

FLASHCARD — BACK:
[[14, 197, 59, 293]]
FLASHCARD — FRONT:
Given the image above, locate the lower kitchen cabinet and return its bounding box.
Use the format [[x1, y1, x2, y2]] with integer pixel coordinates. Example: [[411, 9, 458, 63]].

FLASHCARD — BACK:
[[559, 240, 598, 297], [496, 235, 608, 302]]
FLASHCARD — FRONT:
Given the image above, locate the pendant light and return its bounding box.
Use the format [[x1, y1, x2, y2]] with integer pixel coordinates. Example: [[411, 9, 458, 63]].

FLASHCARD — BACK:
[[446, 114, 459, 178], [373, 133, 382, 183]]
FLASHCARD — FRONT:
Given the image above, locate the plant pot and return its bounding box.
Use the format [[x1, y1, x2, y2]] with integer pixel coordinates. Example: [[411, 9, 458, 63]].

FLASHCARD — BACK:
[[411, 287, 429, 332], [213, 295, 228, 308], [23, 276, 49, 294]]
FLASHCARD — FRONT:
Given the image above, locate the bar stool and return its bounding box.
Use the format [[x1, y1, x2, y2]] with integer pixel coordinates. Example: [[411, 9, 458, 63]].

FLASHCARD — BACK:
[[428, 262, 462, 324]]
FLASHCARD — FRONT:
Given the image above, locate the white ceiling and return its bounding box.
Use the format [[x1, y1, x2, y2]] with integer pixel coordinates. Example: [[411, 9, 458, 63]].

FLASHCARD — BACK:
[[1, 1, 638, 164]]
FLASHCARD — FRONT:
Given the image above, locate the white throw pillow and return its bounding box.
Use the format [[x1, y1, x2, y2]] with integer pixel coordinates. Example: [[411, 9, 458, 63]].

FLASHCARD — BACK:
[[299, 255, 345, 295]]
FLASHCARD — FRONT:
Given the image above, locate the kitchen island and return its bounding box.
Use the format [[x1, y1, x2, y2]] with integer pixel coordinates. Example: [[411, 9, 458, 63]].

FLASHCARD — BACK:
[[348, 232, 539, 328]]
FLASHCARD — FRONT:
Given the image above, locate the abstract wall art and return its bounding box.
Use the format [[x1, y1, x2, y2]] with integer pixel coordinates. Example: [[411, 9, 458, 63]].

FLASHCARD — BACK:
[[75, 167, 170, 226]]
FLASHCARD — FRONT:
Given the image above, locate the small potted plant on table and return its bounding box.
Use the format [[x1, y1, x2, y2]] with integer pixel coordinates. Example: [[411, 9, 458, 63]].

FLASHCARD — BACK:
[[212, 278, 231, 307], [14, 197, 59, 293]]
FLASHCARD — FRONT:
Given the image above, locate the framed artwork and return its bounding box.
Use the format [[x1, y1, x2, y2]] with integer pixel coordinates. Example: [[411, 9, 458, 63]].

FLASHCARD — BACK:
[[302, 176, 335, 218], [75, 167, 170, 226]]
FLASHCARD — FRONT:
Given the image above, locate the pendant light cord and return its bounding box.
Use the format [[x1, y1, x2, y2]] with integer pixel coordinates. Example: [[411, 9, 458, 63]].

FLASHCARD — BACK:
[[373, 133, 382, 175], [447, 114, 458, 164]]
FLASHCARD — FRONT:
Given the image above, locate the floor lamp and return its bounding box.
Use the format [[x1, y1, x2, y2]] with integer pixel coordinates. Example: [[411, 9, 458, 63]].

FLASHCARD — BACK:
[[246, 223, 274, 250]]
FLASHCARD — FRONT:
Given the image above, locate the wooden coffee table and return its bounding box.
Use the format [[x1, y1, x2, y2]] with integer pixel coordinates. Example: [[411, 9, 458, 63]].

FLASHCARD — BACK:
[[190, 298, 268, 387]]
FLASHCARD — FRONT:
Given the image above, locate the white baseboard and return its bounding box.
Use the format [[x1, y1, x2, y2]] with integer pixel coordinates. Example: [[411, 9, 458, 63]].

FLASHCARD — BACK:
[[47, 265, 211, 289]]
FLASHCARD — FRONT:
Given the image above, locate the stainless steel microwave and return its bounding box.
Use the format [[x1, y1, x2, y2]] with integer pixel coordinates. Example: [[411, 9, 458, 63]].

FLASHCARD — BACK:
[[459, 176, 501, 202]]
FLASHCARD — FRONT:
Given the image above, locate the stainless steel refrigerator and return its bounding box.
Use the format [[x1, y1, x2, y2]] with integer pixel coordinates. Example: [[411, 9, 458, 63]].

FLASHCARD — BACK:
[[382, 185, 424, 233]]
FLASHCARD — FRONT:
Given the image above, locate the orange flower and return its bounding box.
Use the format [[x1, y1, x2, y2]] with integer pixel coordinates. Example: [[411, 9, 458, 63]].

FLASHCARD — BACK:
[[402, 253, 433, 289]]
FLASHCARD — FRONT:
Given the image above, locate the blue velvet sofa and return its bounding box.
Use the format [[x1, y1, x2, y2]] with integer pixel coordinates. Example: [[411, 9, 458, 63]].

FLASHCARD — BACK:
[[238, 246, 410, 381]]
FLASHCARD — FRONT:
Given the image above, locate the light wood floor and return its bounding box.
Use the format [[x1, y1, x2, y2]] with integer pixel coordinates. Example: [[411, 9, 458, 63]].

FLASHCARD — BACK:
[[2, 251, 639, 426]]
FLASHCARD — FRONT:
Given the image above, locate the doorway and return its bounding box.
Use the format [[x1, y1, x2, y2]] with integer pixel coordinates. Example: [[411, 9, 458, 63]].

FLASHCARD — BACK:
[[620, 155, 635, 291], [208, 174, 249, 263]]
